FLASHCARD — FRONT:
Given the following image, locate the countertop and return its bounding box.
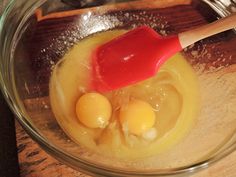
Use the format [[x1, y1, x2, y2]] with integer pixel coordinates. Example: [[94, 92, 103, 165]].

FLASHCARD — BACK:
[[1, 0, 236, 176]]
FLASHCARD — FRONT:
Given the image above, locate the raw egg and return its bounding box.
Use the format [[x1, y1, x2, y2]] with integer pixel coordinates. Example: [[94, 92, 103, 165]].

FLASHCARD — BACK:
[[119, 99, 156, 136], [76, 93, 112, 128]]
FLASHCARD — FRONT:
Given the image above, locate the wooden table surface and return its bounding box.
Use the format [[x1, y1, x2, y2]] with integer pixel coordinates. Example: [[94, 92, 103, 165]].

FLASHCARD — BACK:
[[11, 0, 236, 176], [16, 121, 236, 177]]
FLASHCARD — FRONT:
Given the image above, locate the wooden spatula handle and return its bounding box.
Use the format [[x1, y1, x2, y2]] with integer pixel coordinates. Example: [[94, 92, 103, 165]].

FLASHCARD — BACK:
[[178, 13, 236, 48]]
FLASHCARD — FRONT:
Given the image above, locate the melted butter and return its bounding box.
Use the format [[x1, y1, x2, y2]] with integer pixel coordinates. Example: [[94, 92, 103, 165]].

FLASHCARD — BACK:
[[49, 30, 199, 159]]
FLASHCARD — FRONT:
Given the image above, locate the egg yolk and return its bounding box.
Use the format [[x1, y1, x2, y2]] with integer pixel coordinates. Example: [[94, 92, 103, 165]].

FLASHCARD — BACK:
[[75, 93, 112, 128], [119, 99, 156, 136]]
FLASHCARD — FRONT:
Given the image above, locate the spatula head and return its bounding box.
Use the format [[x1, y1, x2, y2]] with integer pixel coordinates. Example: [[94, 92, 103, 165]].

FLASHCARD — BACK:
[[91, 26, 182, 92]]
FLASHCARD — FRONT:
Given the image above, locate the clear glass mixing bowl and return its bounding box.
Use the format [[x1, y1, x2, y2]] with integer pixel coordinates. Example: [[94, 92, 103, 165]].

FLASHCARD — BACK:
[[0, 0, 236, 176]]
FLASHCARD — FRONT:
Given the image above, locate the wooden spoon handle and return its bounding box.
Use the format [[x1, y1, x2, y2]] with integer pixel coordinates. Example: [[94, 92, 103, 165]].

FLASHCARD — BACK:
[[178, 13, 236, 48]]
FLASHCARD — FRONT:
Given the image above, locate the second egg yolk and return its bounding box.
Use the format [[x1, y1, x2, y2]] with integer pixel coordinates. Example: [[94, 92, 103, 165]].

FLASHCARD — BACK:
[[119, 99, 156, 136]]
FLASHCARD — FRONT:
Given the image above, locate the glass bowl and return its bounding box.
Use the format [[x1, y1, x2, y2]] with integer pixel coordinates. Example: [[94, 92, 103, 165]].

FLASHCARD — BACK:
[[0, 0, 236, 176]]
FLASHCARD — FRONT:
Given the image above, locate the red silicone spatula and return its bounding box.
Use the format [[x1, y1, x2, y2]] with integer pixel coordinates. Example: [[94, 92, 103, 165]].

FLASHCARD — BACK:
[[92, 13, 236, 92]]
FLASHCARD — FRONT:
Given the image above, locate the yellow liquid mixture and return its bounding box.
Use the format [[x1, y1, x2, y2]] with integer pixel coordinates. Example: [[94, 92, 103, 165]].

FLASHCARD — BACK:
[[49, 30, 199, 159]]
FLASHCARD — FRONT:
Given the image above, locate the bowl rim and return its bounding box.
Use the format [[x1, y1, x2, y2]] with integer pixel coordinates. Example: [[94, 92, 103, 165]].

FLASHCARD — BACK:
[[1, 0, 236, 176]]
